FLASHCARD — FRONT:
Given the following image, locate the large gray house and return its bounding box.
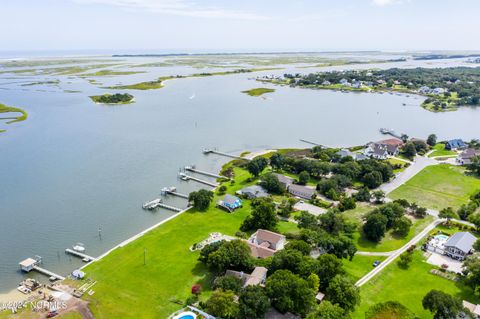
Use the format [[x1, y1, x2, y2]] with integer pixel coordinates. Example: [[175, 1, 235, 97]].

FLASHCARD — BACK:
[[444, 232, 476, 261]]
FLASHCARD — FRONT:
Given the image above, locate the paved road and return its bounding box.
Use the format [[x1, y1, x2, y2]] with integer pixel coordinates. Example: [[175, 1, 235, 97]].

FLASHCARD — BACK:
[[356, 251, 395, 256], [380, 155, 438, 195], [355, 218, 443, 287]]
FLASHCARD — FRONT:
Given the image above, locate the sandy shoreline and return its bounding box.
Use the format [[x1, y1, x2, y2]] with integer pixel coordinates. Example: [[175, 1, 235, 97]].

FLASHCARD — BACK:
[[0, 288, 28, 303]]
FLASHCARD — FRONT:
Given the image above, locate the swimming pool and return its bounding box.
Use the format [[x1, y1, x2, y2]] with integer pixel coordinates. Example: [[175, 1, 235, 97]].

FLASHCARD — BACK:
[[434, 234, 449, 241], [173, 311, 197, 319]]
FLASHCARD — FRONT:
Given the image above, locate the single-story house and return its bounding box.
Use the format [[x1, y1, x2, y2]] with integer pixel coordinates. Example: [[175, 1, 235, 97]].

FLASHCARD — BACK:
[[457, 148, 480, 165], [237, 185, 269, 199], [445, 139, 467, 151], [287, 184, 316, 200], [463, 300, 480, 318], [247, 229, 286, 258], [444, 232, 476, 261], [273, 173, 295, 188], [226, 266, 268, 287], [218, 194, 242, 212], [336, 149, 367, 161]]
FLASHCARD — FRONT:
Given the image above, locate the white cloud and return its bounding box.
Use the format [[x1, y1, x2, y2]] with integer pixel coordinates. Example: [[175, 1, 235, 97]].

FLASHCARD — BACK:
[[372, 0, 403, 6], [72, 0, 270, 20]]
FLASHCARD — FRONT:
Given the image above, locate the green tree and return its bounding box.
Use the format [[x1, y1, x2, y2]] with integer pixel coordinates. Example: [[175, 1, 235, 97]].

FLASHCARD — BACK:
[[188, 189, 214, 211], [463, 254, 480, 293], [238, 286, 270, 319], [316, 254, 345, 290], [278, 198, 296, 218], [270, 153, 285, 170], [285, 240, 312, 256], [363, 213, 388, 242], [204, 240, 253, 273], [468, 156, 480, 176], [265, 270, 316, 317], [401, 134, 409, 143], [469, 213, 480, 231], [422, 290, 464, 319], [427, 134, 437, 147], [402, 142, 417, 159], [393, 216, 412, 237], [260, 173, 285, 195], [355, 187, 371, 202], [363, 171, 384, 189], [299, 171, 310, 185], [247, 157, 268, 177], [338, 196, 356, 212], [326, 275, 360, 312], [397, 251, 413, 269], [306, 301, 350, 319], [205, 290, 239, 319], [307, 273, 320, 292], [213, 275, 243, 294], [372, 190, 385, 204], [240, 198, 277, 231], [439, 207, 458, 221]]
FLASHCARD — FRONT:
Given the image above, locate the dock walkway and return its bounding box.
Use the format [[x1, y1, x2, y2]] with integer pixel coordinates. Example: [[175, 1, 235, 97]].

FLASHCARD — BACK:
[[65, 249, 96, 262], [161, 186, 189, 199], [179, 172, 218, 187], [203, 149, 247, 161], [32, 265, 65, 281], [185, 165, 226, 179]]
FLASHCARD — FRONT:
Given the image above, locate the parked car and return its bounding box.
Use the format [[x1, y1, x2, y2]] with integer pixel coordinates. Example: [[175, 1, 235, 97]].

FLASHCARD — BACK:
[[47, 311, 58, 318], [373, 260, 381, 267]]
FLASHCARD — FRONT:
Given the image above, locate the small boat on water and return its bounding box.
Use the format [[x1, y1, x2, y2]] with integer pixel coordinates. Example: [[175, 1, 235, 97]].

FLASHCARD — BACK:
[[189, 93, 196, 99], [143, 198, 162, 210], [73, 243, 86, 253]]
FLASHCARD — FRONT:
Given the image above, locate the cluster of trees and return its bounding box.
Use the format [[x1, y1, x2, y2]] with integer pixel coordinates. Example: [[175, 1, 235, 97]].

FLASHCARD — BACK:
[[363, 202, 412, 242], [92, 93, 134, 104], [437, 191, 480, 227], [198, 237, 360, 318], [240, 198, 278, 232], [188, 189, 214, 211], [401, 139, 429, 160], [284, 67, 480, 106]]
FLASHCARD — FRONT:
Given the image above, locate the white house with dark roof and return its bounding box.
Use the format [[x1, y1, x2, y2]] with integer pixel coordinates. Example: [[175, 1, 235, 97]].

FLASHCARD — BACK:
[[444, 232, 476, 261]]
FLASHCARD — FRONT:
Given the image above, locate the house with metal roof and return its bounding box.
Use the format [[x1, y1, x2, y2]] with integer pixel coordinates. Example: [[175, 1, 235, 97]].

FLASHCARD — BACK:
[[273, 173, 295, 188], [457, 148, 480, 165], [217, 194, 243, 212], [237, 185, 269, 199], [287, 184, 316, 200], [444, 232, 476, 261], [445, 139, 467, 151]]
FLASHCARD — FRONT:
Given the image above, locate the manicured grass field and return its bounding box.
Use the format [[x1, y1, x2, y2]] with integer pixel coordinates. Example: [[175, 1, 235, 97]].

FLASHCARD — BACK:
[[389, 165, 480, 211], [342, 255, 387, 282], [351, 251, 479, 319], [277, 220, 300, 235], [241, 87, 275, 96], [428, 143, 457, 158], [83, 166, 257, 318]]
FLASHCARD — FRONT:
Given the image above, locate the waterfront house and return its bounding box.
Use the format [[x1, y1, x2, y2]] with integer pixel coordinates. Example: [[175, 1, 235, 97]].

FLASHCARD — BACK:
[[218, 194, 242, 212], [288, 184, 316, 200], [226, 266, 268, 287], [445, 139, 467, 151], [457, 148, 480, 165], [339, 78, 349, 85], [321, 80, 331, 86], [237, 185, 269, 199], [364, 139, 403, 159], [443, 232, 476, 261], [419, 86, 431, 94], [247, 229, 286, 258], [336, 149, 367, 161], [432, 87, 446, 95], [273, 173, 295, 189]]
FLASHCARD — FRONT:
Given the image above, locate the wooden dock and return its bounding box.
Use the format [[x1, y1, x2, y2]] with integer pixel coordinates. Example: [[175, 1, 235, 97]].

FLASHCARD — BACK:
[[156, 202, 186, 212], [184, 165, 226, 179], [179, 172, 218, 187], [65, 249, 96, 262], [379, 128, 403, 139], [203, 149, 247, 161], [161, 186, 189, 199], [299, 139, 329, 148], [32, 265, 65, 281]]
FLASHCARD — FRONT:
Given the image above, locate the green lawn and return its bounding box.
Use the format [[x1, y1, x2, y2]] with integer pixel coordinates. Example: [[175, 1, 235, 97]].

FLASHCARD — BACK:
[[343, 255, 387, 282], [343, 204, 434, 252], [83, 166, 256, 318], [351, 251, 479, 319], [276, 220, 300, 235], [389, 165, 480, 211], [428, 144, 457, 158]]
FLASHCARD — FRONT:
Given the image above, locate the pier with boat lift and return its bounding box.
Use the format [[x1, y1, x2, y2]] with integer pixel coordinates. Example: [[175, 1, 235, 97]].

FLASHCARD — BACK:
[[203, 148, 248, 161], [184, 165, 227, 179], [178, 172, 218, 187], [161, 186, 189, 199], [65, 248, 97, 262], [142, 197, 185, 212], [19, 257, 65, 281], [379, 128, 404, 139]]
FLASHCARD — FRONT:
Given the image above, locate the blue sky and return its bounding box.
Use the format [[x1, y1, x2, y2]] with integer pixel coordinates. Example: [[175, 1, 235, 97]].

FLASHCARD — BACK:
[[1, 0, 479, 52]]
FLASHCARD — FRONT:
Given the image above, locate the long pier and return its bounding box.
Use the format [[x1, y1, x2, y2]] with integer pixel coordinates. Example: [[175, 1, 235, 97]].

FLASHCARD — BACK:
[[156, 202, 186, 212], [203, 149, 247, 161], [65, 249, 96, 262], [179, 172, 218, 187], [32, 266, 65, 281], [161, 187, 189, 199], [299, 139, 329, 148], [379, 128, 403, 139], [185, 165, 226, 179]]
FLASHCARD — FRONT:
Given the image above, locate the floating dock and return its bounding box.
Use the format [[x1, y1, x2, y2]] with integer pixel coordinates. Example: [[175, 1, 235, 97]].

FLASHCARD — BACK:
[[179, 172, 218, 187], [161, 186, 189, 199], [203, 149, 247, 161], [379, 128, 403, 139], [19, 257, 65, 281], [185, 165, 226, 179], [143, 198, 162, 210], [65, 248, 96, 262]]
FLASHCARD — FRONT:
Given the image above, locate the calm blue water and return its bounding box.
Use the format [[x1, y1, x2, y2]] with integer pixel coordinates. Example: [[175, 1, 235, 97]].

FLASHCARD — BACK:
[[0, 56, 479, 294]]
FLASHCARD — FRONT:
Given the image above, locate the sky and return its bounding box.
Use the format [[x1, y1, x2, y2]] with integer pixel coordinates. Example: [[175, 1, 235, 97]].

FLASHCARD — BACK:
[[1, 0, 479, 53]]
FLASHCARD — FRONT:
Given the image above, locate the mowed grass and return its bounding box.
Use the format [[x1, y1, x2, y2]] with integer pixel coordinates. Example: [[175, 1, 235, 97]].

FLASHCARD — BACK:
[[428, 143, 457, 158], [343, 255, 387, 282], [343, 204, 434, 252], [351, 251, 479, 319], [389, 164, 480, 210]]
